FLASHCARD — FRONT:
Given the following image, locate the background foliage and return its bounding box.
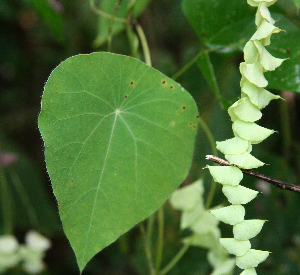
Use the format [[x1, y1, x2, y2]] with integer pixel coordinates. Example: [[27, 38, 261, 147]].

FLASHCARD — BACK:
[[1, 0, 300, 274]]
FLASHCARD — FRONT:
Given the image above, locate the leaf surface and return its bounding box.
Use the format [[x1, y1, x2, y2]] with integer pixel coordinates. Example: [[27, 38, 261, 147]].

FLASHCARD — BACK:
[[38, 52, 198, 271]]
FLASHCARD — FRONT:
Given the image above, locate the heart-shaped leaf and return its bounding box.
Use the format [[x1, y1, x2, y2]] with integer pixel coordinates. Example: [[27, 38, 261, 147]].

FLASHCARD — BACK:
[[38, 52, 198, 272]]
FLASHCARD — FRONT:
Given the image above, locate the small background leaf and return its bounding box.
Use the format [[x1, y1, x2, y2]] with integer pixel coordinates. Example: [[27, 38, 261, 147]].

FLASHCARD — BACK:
[[38, 52, 198, 271]]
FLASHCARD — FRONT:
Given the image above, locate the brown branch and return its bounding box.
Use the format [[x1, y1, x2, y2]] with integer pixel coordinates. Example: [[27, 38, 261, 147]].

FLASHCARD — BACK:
[[206, 155, 300, 193]]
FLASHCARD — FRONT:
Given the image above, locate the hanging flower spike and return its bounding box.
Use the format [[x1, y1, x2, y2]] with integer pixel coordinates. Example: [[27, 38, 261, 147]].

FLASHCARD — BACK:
[[207, 0, 285, 274]]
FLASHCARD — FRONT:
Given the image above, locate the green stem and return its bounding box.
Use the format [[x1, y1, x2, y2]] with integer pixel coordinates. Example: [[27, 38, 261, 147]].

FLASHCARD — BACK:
[[8, 168, 39, 228], [90, 0, 127, 23], [197, 50, 224, 105], [197, 116, 218, 209], [198, 116, 218, 158], [146, 214, 154, 257], [205, 178, 217, 210], [135, 23, 152, 67], [155, 206, 164, 272], [140, 221, 155, 275], [159, 235, 196, 275], [107, 0, 123, 52], [0, 167, 13, 234], [172, 50, 204, 80]]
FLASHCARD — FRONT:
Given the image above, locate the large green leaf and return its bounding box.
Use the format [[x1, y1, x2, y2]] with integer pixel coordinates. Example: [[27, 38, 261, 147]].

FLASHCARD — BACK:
[[38, 52, 198, 272], [182, 0, 256, 52], [93, 0, 151, 47]]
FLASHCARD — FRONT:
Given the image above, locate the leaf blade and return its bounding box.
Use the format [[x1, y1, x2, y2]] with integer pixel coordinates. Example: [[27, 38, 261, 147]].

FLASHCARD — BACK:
[[38, 52, 198, 271]]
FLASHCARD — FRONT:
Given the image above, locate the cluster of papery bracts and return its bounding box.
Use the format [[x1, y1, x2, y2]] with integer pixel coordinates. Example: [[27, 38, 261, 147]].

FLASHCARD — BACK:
[[207, 0, 285, 274]]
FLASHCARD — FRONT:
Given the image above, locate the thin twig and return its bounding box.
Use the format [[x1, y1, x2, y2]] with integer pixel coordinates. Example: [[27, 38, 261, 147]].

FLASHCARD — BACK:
[[197, 117, 218, 209], [155, 207, 164, 272], [172, 50, 203, 80], [90, 0, 127, 23], [159, 235, 196, 275], [135, 22, 152, 67], [206, 155, 300, 193]]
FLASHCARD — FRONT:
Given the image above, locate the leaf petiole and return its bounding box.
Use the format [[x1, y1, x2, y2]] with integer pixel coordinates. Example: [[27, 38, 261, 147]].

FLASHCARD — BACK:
[[135, 22, 152, 67], [90, 0, 128, 24]]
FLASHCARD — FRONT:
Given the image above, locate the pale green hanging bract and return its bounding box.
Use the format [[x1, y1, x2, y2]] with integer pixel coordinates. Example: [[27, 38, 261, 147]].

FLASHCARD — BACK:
[[207, 0, 285, 274]]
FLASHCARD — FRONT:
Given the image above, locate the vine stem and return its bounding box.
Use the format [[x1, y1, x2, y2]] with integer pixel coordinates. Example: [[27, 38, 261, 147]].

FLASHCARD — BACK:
[[146, 214, 154, 259], [279, 93, 292, 160], [197, 116, 218, 209], [155, 206, 164, 272], [140, 221, 155, 275], [159, 235, 196, 275], [172, 50, 204, 80], [90, 0, 127, 23], [135, 23, 152, 67]]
